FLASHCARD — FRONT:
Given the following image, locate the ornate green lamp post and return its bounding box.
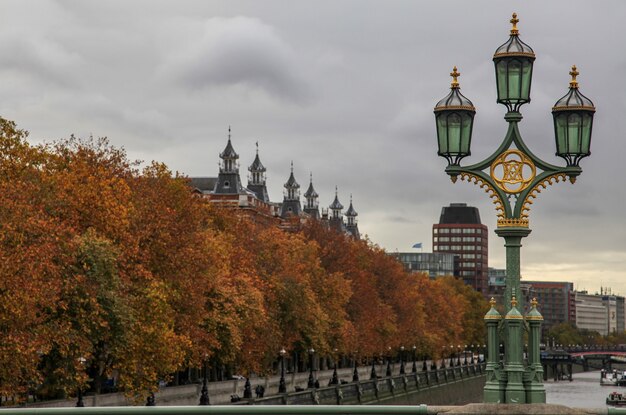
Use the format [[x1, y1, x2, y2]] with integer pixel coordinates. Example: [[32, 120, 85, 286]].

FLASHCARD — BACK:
[[434, 13, 596, 404]]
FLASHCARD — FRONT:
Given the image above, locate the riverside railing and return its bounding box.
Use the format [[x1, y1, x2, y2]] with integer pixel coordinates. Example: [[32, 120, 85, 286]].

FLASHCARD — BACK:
[[0, 406, 431, 414]]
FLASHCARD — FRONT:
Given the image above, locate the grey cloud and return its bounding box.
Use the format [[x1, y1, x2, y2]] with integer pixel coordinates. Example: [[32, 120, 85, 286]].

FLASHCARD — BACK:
[[1, 0, 625, 294], [160, 16, 311, 103]]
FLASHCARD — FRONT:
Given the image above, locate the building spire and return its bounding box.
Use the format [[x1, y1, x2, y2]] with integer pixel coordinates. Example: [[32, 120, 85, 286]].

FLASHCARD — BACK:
[[345, 193, 359, 239], [303, 171, 319, 218], [247, 141, 268, 201], [281, 162, 301, 218], [214, 126, 243, 194]]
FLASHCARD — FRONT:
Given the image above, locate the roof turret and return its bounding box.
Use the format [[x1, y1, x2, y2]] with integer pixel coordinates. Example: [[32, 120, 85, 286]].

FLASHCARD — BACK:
[[248, 142, 266, 172], [220, 127, 239, 159], [329, 187, 344, 210], [285, 161, 300, 189], [345, 195, 357, 217], [304, 173, 318, 198]]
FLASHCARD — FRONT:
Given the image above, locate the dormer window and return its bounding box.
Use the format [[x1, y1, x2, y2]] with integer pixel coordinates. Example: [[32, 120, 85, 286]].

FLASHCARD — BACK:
[[224, 180, 230, 188]]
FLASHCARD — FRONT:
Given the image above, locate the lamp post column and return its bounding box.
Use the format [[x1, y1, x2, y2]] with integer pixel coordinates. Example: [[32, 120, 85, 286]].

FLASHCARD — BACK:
[[484, 299, 503, 403], [279, 348, 287, 394], [526, 299, 546, 403], [504, 297, 525, 403], [307, 348, 316, 389], [496, 227, 532, 312]]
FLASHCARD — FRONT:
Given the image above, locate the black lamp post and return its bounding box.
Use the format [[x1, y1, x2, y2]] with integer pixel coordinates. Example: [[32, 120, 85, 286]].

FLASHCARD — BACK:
[[278, 348, 287, 394], [307, 348, 316, 389], [440, 346, 446, 369], [399, 346, 406, 375], [456, 345, 461, 367], [463, 345, 468, 365], [353, 352, 360, 382], [199, 357, 210, 405], [412, 345, 417, 373], [330, 348, 339, 385], [385, 347, 392, 377], [76, 356, 86, 407], [370, 356, 378, 380]]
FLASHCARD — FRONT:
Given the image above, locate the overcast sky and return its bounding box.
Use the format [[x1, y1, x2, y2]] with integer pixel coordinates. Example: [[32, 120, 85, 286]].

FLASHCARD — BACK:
[[1, 0, 624, 294]]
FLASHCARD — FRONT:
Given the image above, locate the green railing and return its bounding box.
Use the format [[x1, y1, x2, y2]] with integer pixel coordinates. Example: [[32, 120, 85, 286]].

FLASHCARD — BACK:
[[0, 405, 428, 415]]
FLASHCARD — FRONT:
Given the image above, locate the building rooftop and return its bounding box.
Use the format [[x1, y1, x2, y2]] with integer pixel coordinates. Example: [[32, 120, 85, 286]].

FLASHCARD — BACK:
[[438, 203, 482, 224]]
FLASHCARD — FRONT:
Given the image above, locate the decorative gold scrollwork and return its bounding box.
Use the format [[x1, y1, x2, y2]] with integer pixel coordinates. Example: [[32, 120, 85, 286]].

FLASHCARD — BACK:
[[490, 149, 536, 194], [457, 173, 506, 223], [519, 173, 569, 223]]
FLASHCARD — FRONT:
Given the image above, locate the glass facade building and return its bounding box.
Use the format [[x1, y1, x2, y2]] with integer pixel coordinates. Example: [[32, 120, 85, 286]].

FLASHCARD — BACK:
[[391, 252, 456, 279]]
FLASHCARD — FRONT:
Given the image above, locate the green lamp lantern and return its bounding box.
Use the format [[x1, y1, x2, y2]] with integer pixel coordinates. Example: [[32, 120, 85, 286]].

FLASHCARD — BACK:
[[493, 13, 535, 112], [434, 66, 476, 166], [552, 65, 596, 168]]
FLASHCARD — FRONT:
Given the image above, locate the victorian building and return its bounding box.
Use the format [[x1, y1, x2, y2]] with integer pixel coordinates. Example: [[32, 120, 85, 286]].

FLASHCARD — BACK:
[[189, 129, 360, 238]]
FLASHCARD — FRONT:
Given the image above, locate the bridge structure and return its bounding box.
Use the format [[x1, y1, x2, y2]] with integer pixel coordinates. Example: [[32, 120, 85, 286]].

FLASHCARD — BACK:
[[11, 360, 486, 408], [537, 347, 626, 381]]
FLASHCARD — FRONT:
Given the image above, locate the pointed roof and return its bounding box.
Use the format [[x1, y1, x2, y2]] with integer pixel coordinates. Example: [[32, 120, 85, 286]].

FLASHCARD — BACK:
[[249, 145, 266, 172], [284, 162, 300, 188], [345, 195, 357, 217], [329, 186, 343, 210], [303, 173, 318, 198], [219, 127, 239, 159]]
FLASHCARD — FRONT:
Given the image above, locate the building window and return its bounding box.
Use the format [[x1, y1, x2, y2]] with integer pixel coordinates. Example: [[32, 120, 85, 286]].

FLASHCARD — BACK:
[[450, 237, 461, 242], [434, 229, 438, 234], [224, 180, 230, 188], [451, 228, 461, 234]]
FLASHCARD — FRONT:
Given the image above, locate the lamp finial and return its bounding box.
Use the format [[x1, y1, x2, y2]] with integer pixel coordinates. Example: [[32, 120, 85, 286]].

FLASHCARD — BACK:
[[450, 66, 460, 89], [531, 297, 538, 308], [569, 65, 579, 89], [510, 13, 519, 35], [511, 296, 518, 308], [489, 297, 496, 308]]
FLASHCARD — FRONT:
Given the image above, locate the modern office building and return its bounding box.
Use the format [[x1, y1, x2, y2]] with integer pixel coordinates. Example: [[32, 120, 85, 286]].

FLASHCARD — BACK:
[[617, 296, 625, 333], [488, 267, 506, 287], [432, 203, 488, 294], [524, 281, 576, 330], [390, 252, 457, 279], [575, 292, 609, 335]]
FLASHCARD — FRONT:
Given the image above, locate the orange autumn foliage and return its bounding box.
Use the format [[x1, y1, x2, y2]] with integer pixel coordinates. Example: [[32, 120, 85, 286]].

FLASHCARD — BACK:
[[0, 117, 486, 400]]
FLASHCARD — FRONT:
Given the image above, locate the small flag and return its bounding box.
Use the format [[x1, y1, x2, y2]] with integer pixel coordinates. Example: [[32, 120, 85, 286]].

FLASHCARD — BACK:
[[412, 243, 422, 249]]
